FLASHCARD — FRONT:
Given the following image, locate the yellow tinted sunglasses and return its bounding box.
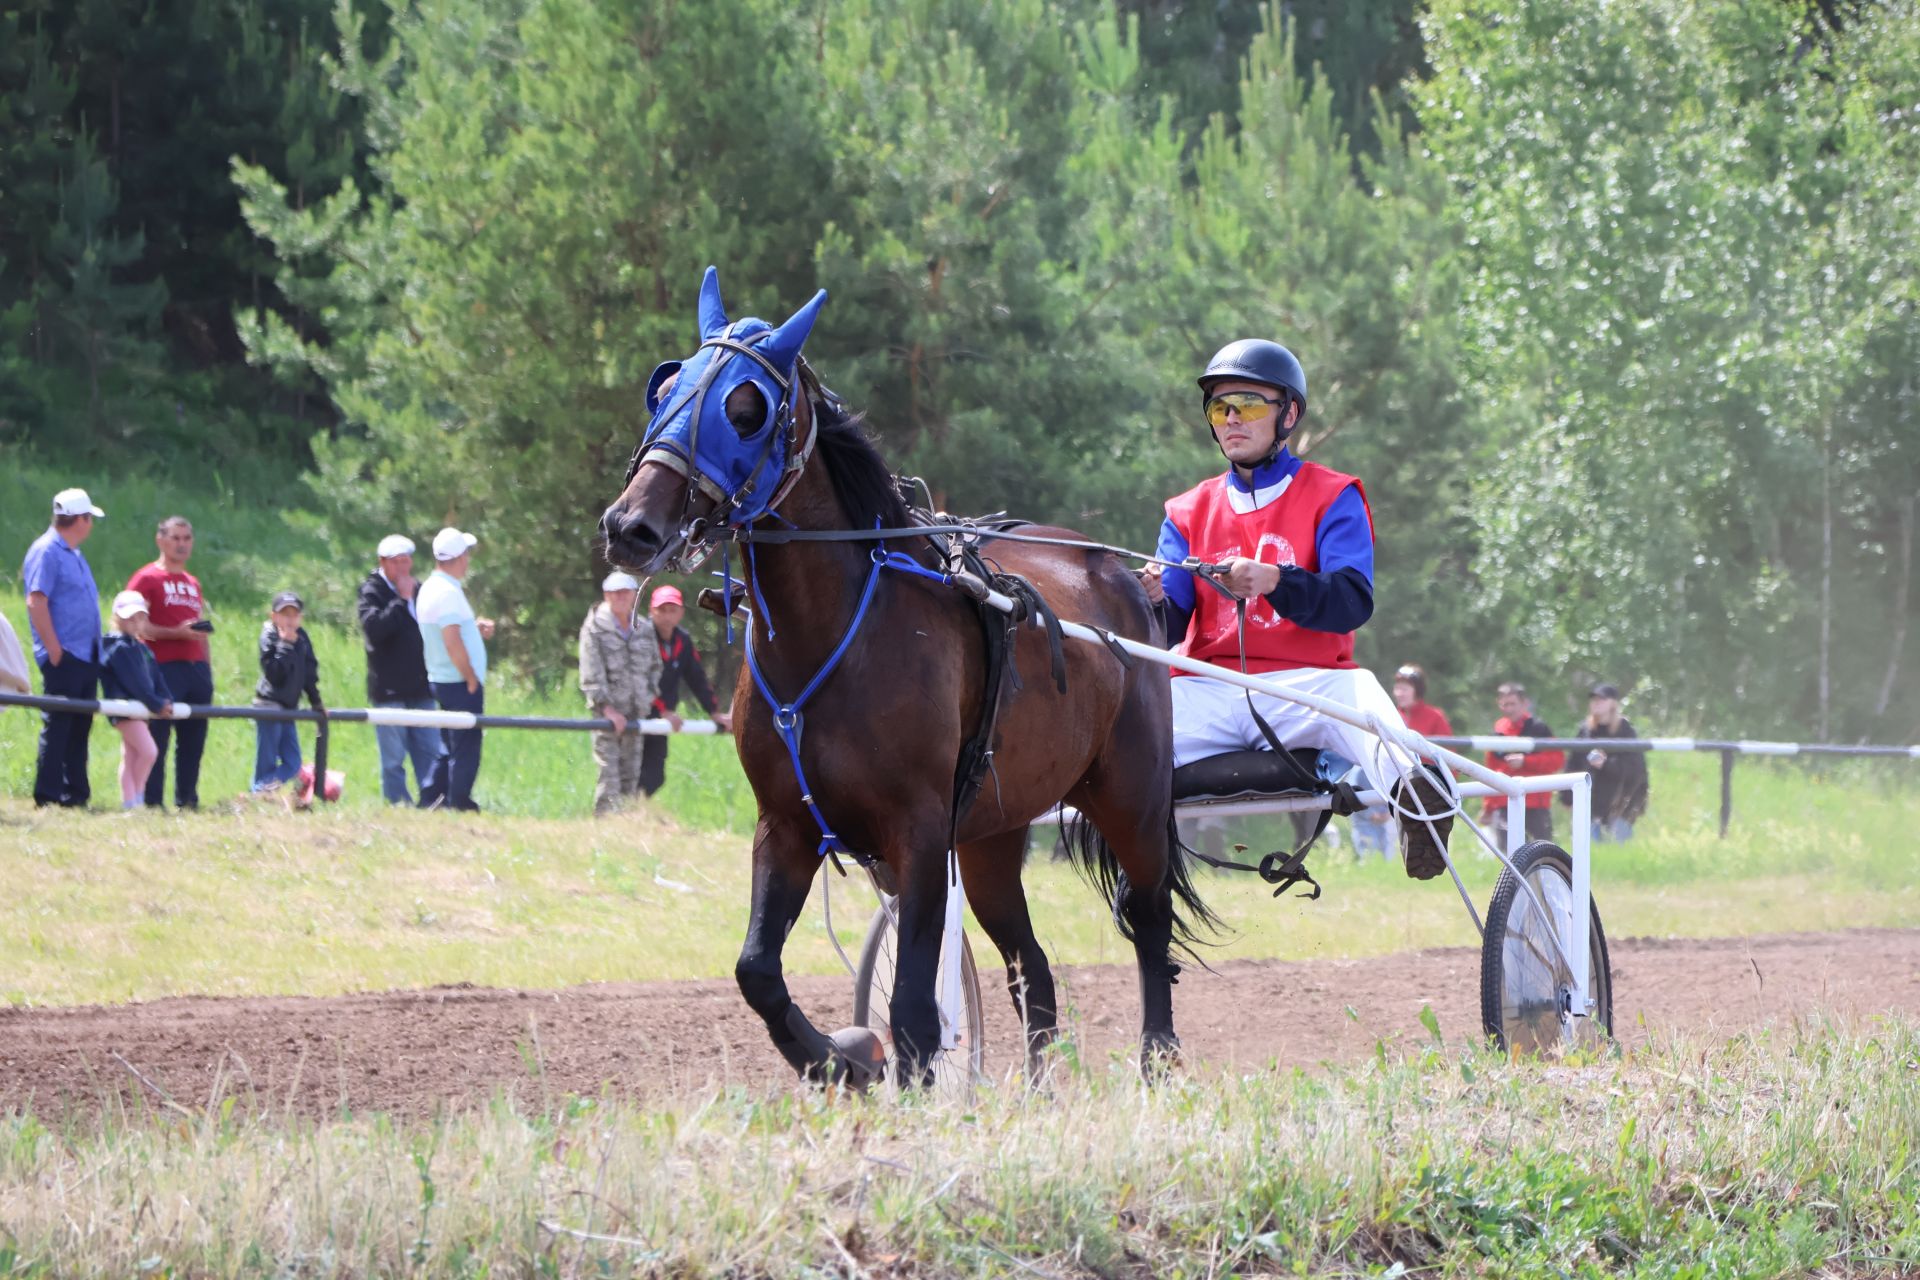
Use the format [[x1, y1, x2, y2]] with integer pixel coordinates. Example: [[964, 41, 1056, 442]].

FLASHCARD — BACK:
[[1204, 391, 1285, 428]]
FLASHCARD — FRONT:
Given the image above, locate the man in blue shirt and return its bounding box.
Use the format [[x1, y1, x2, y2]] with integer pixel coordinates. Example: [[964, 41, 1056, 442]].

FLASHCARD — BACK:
[[22, 488, 106, 807]]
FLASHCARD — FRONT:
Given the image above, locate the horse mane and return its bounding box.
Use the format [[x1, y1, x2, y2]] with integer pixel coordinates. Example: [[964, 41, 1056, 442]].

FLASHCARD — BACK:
[[813, 395, 911, 532]]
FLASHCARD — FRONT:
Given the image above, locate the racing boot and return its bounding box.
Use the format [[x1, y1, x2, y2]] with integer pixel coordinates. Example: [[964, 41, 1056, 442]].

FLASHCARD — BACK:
[[1391, 768, 1455, 880]]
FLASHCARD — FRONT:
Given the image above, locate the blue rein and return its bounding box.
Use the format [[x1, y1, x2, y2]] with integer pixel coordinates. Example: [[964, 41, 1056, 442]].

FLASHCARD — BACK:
[[744, 541, 957, 862]]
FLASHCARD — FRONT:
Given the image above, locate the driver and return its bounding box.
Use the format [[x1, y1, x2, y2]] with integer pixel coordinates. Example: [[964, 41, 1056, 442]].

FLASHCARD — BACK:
[[1143, 339, 1453, 878]]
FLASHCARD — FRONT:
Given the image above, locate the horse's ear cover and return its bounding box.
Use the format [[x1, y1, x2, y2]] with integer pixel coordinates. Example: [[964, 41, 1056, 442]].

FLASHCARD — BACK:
[[645, 361, 683, 413], [763, 289, 828, 377], [697, 265, 729, 341]]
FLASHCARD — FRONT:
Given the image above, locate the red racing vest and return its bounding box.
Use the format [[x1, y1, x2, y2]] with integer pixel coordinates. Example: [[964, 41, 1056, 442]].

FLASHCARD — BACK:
[[1163, 461, 1372, 673]]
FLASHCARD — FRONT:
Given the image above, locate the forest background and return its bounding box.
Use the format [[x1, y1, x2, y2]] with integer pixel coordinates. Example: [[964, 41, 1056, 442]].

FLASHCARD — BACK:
[[2, 0, 1916, 740]]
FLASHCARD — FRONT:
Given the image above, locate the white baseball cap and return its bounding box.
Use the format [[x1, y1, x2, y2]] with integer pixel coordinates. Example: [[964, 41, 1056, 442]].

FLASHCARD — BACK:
[[52, 488, 105, 518], [377, 534, 416, 559], [432, 527, 478, 561], [111, 590, 150, 619], [601, 571, 640, 592]]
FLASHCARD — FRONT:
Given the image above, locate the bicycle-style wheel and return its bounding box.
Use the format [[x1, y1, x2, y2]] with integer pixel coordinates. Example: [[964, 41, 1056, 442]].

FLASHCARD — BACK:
[[851, 899, 986, 1092], [1480, 840, 1613, 1055]]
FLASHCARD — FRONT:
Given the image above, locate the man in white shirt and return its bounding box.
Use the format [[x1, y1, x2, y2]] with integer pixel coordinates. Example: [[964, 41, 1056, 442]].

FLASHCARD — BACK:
[[416, 527, 494, 811]]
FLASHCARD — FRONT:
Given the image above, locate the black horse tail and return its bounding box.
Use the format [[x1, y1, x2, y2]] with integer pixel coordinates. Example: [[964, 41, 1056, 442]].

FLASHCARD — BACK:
[[1059, 812, 1223, 959]]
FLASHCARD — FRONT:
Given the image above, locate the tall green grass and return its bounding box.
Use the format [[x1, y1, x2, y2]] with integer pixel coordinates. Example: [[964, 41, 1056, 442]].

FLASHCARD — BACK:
[[1, 1020, 1916, 1277]]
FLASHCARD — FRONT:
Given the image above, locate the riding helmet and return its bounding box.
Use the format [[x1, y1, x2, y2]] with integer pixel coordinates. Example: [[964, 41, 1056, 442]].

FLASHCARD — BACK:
[[1198, 339, 1307, 412]]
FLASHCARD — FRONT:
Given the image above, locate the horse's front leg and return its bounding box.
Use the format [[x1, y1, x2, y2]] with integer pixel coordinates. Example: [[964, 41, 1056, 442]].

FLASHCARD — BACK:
[[734, 816, 845, 1082], [886, 818, 958, 1087]]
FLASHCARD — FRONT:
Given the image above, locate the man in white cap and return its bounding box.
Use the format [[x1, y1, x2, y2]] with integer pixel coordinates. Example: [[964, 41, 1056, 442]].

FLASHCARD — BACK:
[[416, 527, 493, 810], [578, 570, 665, 814], [21, 488, 105, 807], [357, 533, 444, 806]]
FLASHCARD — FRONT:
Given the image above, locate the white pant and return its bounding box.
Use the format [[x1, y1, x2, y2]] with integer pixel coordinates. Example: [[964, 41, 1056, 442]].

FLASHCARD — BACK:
[[1170, 667, 1416, 800]]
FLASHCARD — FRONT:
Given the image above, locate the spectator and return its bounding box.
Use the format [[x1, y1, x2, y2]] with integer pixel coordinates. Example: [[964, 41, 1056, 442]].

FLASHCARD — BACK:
[[416, 528, 493, 812], [1483, 681, 1559, 844], [100, 591, 174, 809], [1566, 682, 1649, 842], [1347, 801, 1394, 863], [1351, 663, 1459, 860], [1391, 664, 1453, 738], [358, 533, 444, 806], [127, 515, 214, 810], [252, 591, 322, 794], [579, 570, 664, 815], [23, 488, 105, 808], [0, 611, 28, 694], [640, 585, 731, 797]]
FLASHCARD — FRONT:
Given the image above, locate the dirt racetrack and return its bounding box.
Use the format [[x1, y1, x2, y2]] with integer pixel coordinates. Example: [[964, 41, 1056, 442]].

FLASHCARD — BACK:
[[4, 928, 1917, 1120]]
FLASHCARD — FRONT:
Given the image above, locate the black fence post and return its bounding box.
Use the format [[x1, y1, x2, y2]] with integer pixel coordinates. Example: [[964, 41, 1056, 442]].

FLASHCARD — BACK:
[[314, 710, 330, 804], [1718, 748, 1736, 838]]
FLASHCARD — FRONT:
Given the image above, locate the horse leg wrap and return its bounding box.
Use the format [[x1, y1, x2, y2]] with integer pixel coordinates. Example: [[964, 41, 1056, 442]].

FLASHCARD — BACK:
[[780, 1004, 837, 1078]]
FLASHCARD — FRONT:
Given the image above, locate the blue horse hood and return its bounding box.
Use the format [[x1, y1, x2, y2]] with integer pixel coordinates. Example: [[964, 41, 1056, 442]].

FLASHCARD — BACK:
[[640, 267, 827, 525]]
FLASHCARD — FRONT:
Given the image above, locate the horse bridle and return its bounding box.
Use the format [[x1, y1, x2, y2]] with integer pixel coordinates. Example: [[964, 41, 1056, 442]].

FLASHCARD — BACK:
[[621, 327, 825, 570]]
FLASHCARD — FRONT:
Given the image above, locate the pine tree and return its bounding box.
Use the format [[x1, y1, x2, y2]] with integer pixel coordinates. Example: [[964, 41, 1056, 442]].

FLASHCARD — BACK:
[[45, 132, 167, 426]]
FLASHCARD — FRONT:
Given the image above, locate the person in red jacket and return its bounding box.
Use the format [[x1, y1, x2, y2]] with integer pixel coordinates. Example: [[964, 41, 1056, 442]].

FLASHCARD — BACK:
[[1142, 339, 1453, 878], [638, 585, 733, 796], [1483, 681, 1559, 843], [1391, 664, 1452, 738], [1351, 663, 1456, 859]]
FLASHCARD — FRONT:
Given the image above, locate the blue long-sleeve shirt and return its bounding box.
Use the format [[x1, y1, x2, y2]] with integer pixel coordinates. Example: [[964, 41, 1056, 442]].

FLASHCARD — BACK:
[[1155, 452, 1374, 643]]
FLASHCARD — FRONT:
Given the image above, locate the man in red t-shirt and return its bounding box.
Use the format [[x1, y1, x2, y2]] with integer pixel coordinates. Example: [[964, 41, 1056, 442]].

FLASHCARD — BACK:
[[1482, 680, 1559, 843], [126, 515, 214, 809]]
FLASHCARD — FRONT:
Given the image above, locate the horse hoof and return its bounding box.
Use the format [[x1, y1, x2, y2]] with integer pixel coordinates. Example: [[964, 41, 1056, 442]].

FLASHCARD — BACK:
[[1140, 1037, 1184, 1082], [823, 1026, 887, 1092]]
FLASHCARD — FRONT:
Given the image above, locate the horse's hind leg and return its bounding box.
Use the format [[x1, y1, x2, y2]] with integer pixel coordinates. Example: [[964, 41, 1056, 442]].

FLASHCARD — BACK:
[[1077, 785, 1184, 1071], [958, 826, 1058, 1080], [734, 817, 840, 1080]]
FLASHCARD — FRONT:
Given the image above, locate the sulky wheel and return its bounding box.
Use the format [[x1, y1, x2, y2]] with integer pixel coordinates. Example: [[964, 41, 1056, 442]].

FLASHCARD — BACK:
[[852, 899, 986, 1092], [1480, 840, 1614, 1055]]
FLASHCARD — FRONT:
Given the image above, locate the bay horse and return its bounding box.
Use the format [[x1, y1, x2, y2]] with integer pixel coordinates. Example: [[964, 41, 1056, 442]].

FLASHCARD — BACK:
[[600, 268, 1212, 1085]]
